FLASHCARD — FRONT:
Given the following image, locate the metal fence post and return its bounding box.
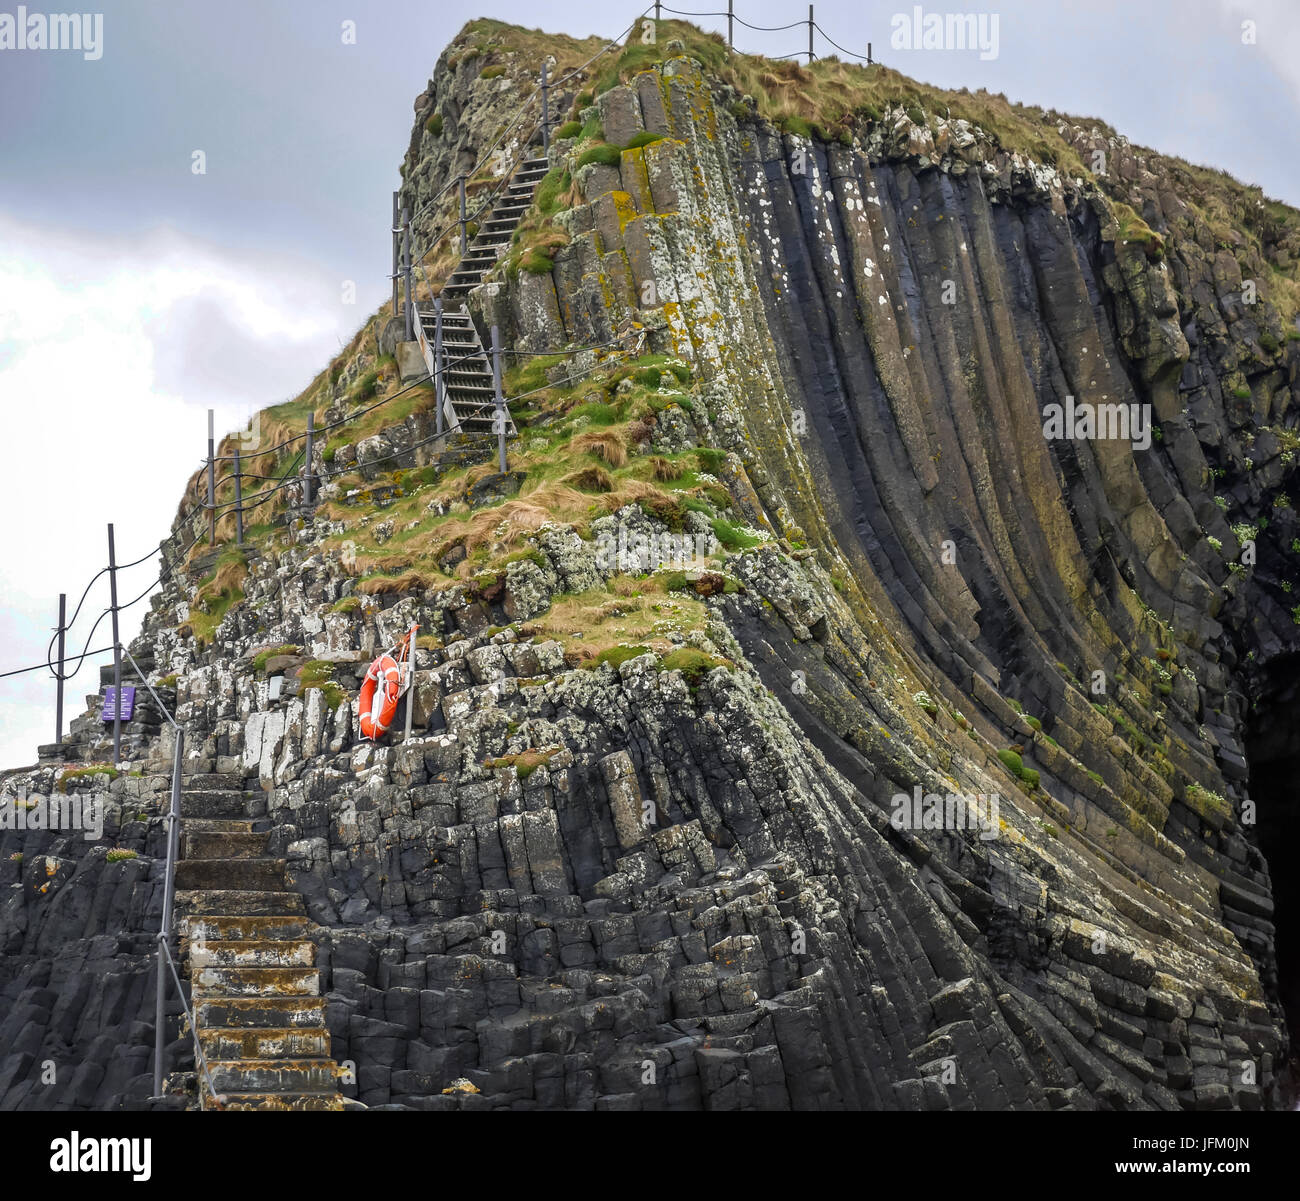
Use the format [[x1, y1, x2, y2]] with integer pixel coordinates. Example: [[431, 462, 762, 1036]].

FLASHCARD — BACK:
[[434, 297, 445, 436], [491, 323, 506, 474], [206, 410, 216, 546], [233, 449, 244, 547], [867, 42, 873, 65], [541, 62, 550, 155], [402, 209, 414, 342], [391, 191, 401, 317], [727, 0, 733, 49], [153, 724, 183, 1098], [808, 5, 815, 63], [655, 1, 661, 20], [305, 412, 315, 508], [108, 524, 121, 769], [459, 175, 468, 255], [55, 593, 66, 748]]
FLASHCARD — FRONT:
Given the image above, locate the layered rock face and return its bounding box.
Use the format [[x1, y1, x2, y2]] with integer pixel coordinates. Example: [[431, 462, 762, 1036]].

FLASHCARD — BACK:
[[3, 28, 1299, 1111]]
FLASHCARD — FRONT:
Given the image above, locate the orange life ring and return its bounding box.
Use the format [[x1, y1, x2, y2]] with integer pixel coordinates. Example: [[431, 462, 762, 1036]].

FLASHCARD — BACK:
[[358, 653, 402, 740]]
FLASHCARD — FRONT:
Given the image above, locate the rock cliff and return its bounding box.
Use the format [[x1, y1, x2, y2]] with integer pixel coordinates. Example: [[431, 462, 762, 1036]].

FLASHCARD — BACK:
[[3, 18, 1299, 1111]]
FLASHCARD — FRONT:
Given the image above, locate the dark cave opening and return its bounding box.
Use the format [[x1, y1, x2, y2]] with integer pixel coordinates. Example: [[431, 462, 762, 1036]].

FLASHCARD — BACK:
[[1244, 652, 1300, 1094]]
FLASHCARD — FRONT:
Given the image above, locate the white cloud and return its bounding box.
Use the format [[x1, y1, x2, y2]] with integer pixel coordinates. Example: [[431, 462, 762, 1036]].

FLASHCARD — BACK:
[[0, 213, 351, 769]]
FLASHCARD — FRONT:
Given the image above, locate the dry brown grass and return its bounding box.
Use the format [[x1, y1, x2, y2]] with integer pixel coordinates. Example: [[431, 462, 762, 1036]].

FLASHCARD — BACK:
[[572, 430, 627, 468], [649, 456, 683, 482], [564, 465, 614, 493]]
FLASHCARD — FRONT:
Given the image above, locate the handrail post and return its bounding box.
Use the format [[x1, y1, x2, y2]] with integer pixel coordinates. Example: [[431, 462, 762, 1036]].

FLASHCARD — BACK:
[[655, 1, 661, 20], [153, 724, 184, 1098], [541, 62, 550, 155], [458, 175, 468, 255], [55, 593, 66, 748], [391, 191, 401, 317], [727, 0, 733, 49], [403, 624, 418, 743], [233, 449, 244, 547], [808, 5, 815, 63], [434, 297, 445, 437], [206, 409, 216, 546], [108, 524, 121, 769], [305, 412, 315, 508], [491, 323, 507, 474], [402, 208, 414, 342]]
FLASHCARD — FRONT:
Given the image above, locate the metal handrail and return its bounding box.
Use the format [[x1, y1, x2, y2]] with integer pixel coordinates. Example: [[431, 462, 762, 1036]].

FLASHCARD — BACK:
[[118, 643, 209, 1107]]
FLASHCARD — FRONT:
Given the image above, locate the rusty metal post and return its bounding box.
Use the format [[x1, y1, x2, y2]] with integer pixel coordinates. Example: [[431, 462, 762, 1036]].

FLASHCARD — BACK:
[[434, 298, 445, 436], [233, 449, 244, 546], [206, 409, 215, 546], [491, 323, 506, 474], [459, 175, 468, 255], [55, 593, 66, 748], [305, 412, 315, 508], [391, 191, 400, 317], [541, 62, 550, 155], [108, 524, 121, 768]]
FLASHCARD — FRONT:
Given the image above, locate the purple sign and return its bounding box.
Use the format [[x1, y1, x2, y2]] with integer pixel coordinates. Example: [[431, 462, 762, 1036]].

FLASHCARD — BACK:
[[102, 686, 136, 722]]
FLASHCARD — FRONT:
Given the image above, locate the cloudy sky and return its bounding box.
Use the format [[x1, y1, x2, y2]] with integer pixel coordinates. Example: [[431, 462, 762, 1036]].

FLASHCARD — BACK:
[[1, 0, 1297, 769]]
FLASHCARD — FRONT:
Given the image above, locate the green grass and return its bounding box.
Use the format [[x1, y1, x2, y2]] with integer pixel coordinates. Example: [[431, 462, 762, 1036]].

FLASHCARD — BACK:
[[298, 660, 347, 710], [660, 647, 729, 688], [997, 748, 1039, 789], [576, 143, 622, 168], [106, 849, 138, 863], [625, 131, 664, 149], [425, 113, 443, 137], [582, 644, 652, 671], [555, 120, 583, 140], [711, 518, 763, 551], [252, 644, 300, 674], [480, 65, 506, 79], [58, 766, 119, 793], [534, 166, 572, 215], [331, 596, 361, 614]]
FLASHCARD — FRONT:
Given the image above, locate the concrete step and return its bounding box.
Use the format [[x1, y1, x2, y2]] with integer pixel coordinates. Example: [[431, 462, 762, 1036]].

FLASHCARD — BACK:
[[176, 889, 306, 917], [175, 858, 287, 891], [203, 1059, 339, 1094], [181, 790, 253, 819], [198, 1026, 330, 1059], [207, 1091, 344, 1111], [181, 818, 262, 834], [193, 995, 327, 1028], [190, 938, 316, 968], [185, 772, 244, 790], [193, 964, 320, 997], [180, 914, 311, 942], [183, 830, 269, 859]]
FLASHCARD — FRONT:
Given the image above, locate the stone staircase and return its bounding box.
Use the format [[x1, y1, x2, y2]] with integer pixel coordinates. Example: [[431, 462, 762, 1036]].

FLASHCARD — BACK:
[[415, 152, 551, 438], [174, 771, 344, 1111]]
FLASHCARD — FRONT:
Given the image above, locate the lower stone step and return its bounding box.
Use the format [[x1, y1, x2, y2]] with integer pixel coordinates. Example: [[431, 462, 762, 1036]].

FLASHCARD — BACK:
[[183, 831, 269, 859], [175, 889, 306, 917], [185, 772, 245, 791], [181, 915, 311, 942], [175, 858, 287, 891], [198, 1026, 330, 1059], [203, 1058, 339, 1094], [193, 995, 327, 1029], [190, 938, 316, 968], [193, 965, 319, 997], [206, 1092, 344, 1112], [181, 791, 254, 819]]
